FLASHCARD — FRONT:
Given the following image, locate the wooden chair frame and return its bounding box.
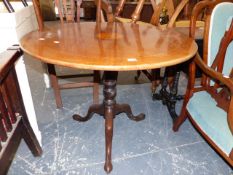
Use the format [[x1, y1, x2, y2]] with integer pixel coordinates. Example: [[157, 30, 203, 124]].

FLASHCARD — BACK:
[[32, 0, 100, 108], [173, 0, 233, 166], [2, 0, 28, 12], [0, 47, 42, 174], [114, 0, 192, 26]]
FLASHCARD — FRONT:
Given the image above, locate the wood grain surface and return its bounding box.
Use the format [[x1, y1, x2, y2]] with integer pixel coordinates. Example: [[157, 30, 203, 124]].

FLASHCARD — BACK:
[[20, 22, 198, 71]]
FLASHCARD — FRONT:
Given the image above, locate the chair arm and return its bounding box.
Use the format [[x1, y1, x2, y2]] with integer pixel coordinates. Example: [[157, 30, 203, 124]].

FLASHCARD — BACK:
[[195, 53, 233, 134], [190, 0, 233, 38], [194, 53, 233, 93], [0, 48, 22, 83], [167, 0, 189, 28]]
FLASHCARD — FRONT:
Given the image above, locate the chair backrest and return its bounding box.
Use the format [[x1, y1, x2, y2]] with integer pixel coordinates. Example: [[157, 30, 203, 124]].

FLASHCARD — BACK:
[[113, 0, 192, 27], [55, 0, 76, 23], [32, 0, 114, 30], [189, 0, 233, 69], [114, 0, 171, 24], [150, 0, 176, 26], [56, 0, 114, 23], [32, 0, 44, 30], [208, 2, 233, 76], [2, 0, 14, 12]]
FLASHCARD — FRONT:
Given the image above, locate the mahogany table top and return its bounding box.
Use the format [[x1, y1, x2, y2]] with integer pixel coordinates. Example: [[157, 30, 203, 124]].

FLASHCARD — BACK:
[[20, 22, 197, 71]]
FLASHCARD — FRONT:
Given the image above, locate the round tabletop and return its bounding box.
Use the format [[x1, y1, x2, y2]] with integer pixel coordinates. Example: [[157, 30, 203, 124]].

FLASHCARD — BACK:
[[20, 22, 197, 71]]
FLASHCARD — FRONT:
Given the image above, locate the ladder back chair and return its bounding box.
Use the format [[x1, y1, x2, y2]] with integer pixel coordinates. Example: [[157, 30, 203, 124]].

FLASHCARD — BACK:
[[32, 0, 100, 108], [0, 47, 42, 174], [173, 1, 233, 165]]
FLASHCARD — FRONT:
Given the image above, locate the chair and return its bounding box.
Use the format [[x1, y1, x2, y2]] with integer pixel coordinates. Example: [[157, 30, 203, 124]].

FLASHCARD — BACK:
[[32, 0, 100, 108], [173, 1, 233, 166], [114, 0, 205, 29], [0, 47, 42, 174]]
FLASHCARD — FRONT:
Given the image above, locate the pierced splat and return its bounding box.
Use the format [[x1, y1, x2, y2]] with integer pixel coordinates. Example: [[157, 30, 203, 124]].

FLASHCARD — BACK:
[[208, 68, 233, 112], [207, 20, 233, 112]]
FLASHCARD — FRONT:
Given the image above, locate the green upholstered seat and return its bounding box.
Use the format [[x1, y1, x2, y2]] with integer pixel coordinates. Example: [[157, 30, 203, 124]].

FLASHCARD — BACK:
[[187, 91, 233, 155]]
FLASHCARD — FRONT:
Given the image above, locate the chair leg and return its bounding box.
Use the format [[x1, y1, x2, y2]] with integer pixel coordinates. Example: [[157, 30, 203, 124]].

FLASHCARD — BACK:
[[173, 60, 196, 131], [22, 120, 42, 156], [167, 66, 178, 89], [134, 70, 141, 81], [47, 63, 63, 108], [173, 104, 188, 131], [173, 74, 191, 131], [151, 69, 161, 94], [93, 70, 100, 104], [173, 82, 192, 131]]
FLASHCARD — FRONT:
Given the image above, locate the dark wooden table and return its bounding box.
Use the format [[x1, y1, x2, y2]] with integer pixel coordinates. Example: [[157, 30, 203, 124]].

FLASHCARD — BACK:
[[20, 22, 197, 173]]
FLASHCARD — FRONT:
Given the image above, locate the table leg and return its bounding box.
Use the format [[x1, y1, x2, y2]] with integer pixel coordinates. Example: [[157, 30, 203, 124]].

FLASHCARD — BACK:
[[72, 71, 145, 173], [103, 73, 116, 173], [152, 67, 183, 121], [73, 104, 104, 121], [115, 104, 145, 121]]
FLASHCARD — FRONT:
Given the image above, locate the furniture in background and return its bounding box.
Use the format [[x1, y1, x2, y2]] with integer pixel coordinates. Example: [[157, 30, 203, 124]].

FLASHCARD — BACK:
[[32, 0, 100, 108], [55, 0, 84, 23], [81, 0, 154, 21], [107, 0, 204, 120], [82, 0, 200, 22], [150, 0, 205, 120], [173, 1, 233, 166], [0, 0, 42, 144], [20, 20, 197, 173], [0, 47, 42, 175]]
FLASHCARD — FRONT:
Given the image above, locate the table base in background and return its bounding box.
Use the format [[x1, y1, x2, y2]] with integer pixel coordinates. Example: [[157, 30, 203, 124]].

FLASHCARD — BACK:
[[152, 39, 203, 121], [152, 67, 183, 121], [72, 71, 145, 173]]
